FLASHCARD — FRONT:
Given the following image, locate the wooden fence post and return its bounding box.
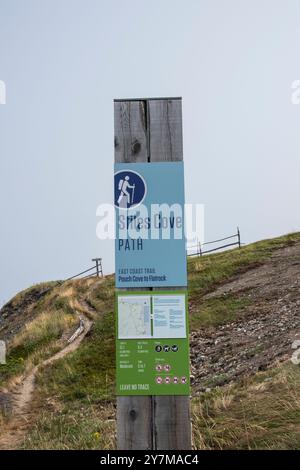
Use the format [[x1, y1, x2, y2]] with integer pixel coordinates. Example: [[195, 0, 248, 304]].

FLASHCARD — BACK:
[[92, 258, 103, 277], [237, 226, 241, 248], [198, 240, 202, 257], [114, 97, 191, 450]]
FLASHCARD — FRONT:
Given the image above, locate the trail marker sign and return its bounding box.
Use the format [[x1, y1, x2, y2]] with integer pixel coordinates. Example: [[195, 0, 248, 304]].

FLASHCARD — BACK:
[[114, 162, 187, 288], [116, 291, 190, 395], [114, 97, 191, 450]]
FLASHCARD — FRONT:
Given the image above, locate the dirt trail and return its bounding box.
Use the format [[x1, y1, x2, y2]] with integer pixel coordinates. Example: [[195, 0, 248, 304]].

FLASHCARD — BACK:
[[191, 243, 300, 392], [0, 313, 92, 450]]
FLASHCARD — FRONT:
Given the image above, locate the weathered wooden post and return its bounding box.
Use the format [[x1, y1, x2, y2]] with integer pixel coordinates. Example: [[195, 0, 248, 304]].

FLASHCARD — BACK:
[[92, 258, 103, 277], [237, 226, 241, 248], [114, 98, 191, 450], [198, 240, 202, 257]]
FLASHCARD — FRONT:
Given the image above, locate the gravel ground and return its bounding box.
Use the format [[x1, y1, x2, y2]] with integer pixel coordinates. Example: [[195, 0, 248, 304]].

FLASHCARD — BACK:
[[190, 243, 300, 392]]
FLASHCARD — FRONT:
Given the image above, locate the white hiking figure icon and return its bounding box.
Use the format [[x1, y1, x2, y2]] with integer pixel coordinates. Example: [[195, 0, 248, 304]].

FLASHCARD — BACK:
[[117, 176, 135, 208]]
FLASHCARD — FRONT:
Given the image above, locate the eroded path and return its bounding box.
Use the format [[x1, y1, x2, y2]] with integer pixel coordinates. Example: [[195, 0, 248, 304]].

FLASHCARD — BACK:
[[0, 314, 92, 450]]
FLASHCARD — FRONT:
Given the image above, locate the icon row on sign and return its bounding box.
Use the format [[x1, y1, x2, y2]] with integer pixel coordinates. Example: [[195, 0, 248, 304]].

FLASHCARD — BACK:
[[155, 345, 178, 353], [156, 376, 187, 385], [155, 364, 170, 372]]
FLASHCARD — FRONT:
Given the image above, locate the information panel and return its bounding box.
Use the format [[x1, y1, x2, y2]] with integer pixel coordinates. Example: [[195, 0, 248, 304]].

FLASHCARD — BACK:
[[116, 291, 190, 396], [114, 162, 187, 288]]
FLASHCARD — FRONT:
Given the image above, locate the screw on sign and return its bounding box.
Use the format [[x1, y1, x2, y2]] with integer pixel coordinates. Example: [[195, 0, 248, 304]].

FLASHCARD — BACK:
[[156, 364, 162, 371], [164, 364, 171, 372], [165, 377, 171, 384], [181, 376, 187, 384], [156, 376, 163, 384], [173, 377, 179, 384]]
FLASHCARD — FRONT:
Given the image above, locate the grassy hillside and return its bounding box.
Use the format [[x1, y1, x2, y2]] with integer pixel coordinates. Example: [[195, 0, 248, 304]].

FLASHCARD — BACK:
[[1, 231, 300, 449], [192, 363, 300, 449]]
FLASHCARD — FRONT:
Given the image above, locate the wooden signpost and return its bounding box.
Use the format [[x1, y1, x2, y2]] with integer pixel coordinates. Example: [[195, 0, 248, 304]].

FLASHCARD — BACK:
[[114, 97, 191, 450]]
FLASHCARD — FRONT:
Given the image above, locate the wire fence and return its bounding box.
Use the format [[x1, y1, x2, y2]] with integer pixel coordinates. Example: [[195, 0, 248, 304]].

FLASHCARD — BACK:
[[187, 227, 241, 257], [0, 261, 103, 309], [39, 260, 103, 296]]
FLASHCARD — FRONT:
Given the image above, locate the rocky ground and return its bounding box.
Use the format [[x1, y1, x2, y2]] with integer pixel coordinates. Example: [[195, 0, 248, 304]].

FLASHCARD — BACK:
[[0, 284, 53, 342], [190, 243, 300, 392]]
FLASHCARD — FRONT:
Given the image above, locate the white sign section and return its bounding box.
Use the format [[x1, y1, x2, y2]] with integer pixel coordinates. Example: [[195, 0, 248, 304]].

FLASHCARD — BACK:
[[118, 296, 151, 339], [0, 340, 6, 364], [152, 294, 186, 339]]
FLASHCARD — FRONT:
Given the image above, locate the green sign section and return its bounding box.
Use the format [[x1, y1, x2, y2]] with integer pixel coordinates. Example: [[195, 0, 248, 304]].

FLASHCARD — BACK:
[[116, 291, 190, 395]]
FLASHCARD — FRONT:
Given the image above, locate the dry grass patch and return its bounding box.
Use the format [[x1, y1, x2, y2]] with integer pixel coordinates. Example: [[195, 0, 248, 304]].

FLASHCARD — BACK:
[[192, 363, 300, 449]]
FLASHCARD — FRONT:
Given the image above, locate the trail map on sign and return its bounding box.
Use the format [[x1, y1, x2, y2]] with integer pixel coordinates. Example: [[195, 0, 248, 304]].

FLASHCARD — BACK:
[[116, 291, 190, 395], [118, 296, 151, 339]]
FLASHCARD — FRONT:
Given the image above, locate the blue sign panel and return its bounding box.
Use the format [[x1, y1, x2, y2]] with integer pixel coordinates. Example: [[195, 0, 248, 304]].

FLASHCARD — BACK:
[[115, 162, 187, 288]]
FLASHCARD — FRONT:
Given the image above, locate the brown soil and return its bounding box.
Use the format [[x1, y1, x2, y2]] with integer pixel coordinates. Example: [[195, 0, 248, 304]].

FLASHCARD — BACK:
[[191, 243, 300, 392]]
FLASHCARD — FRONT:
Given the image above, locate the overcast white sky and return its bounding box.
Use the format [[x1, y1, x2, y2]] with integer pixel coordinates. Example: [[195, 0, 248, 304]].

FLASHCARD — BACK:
[[0, 0, 299, 303]]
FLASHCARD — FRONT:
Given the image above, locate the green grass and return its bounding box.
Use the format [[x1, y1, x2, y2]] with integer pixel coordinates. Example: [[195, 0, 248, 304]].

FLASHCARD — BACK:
[[22, 308, 116, 449], [85, 276, 114, 312], [22, 401, 116, 450], [0, 308, 77, 387], [190, 293, 251, 330], [34, 312, 115, 403], [192, 363, 300, 449], [188, 232, 300, 297], [2, 231, 300, 449], [188, 231, 300, 330]]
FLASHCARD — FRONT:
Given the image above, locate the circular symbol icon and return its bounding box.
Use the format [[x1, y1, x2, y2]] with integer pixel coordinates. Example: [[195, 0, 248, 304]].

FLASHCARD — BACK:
[[156, 376, 163, 384], [114, 170, 147, 209], [164, 364, 171, 372], [164, 376, 171, 384], [156, 364, 162, 372], [163, 345, 170, 352], [181, 376, 187, 384], [155, 345, 162, 353], [171, 345, 178, 352], [173, 376, 179, 384]]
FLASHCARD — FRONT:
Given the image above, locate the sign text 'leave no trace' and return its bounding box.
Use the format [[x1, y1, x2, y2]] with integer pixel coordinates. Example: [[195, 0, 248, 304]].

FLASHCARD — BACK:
[[116, 292, 190, 396]]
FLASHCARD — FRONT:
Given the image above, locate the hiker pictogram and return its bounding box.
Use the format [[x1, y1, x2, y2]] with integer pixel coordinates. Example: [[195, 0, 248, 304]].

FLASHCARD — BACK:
[[114, 170, 146, 209]]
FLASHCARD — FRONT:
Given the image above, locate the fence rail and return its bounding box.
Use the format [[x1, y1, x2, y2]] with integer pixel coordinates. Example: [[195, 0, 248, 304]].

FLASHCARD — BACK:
[[187, 227, 241, 257], [37, 259, 103, 298], [0, 259, 104, 309]]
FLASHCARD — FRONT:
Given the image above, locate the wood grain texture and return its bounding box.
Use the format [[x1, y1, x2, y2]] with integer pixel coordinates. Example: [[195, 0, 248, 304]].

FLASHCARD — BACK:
[[115, 99, 152, 450], [148, 99, 183, 162], [114, 101, 148, 163], [153, 285, 191, 450], [153, 396, 191, 449], [117, 396, 153, 450], [114, 98, 191, 450]]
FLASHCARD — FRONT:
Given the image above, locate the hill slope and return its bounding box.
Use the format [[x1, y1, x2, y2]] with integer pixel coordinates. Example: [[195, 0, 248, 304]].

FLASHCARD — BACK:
[[0, 232, 299, 449]]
